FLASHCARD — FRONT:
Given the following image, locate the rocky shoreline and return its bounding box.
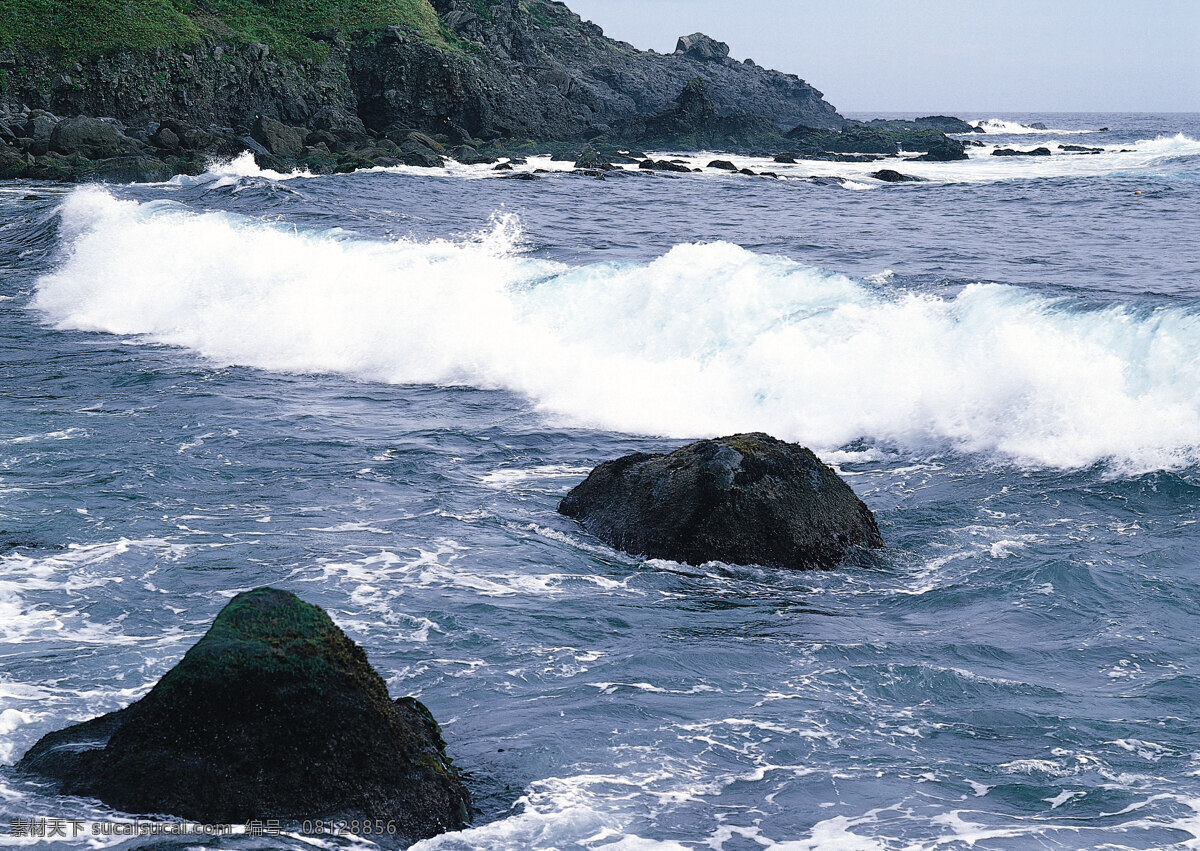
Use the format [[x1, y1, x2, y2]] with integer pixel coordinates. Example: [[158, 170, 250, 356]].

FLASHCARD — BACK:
[[0, 0, 979, 182], [0, 84, 973, 184], [18, 435, 882, 840]]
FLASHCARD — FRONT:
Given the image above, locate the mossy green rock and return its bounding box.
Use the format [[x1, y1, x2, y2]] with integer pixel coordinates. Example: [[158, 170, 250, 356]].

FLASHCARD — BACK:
[[18, 588, 470, 841]]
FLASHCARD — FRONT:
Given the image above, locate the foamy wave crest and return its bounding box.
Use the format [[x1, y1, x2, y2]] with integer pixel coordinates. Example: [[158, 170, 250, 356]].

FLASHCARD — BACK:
[[970, 119, 1096, 135], [175, 151, 315, 188], [34, 187, 1200, 471]]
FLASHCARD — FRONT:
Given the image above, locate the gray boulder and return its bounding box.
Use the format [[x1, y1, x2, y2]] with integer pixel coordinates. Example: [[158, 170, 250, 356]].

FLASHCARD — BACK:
[[49, 116, 137, 158], [559, 433, 883, 570], [638, 158, 692, 172], [24, 114, 57, 142], [872, 169, 923, 183], [157, 118, 211, 150], [151, 124, 180, 150], [675, 33, 731, 63], [308, 106, 370, 150], [251, 116, 306, 159]]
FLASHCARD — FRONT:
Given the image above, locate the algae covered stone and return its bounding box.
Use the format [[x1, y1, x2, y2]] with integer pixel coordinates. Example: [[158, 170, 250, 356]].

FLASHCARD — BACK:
[[559, 433, 883, 570], [18, 587, 470, 842]]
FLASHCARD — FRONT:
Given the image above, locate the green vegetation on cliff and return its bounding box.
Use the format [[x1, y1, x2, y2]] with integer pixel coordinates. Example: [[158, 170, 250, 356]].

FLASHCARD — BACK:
[[0, 0, 446, 58]]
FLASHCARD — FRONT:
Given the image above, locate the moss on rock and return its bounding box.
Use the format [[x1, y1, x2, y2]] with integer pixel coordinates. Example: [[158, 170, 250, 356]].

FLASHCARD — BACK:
[[18, 587, 471, 842]]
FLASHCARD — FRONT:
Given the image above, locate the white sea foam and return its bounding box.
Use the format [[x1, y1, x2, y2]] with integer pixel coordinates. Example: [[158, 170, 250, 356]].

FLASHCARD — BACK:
[[775, 133, 1200, 186], [185, 135, 1200, 192], [969, 118, 1097, 135], [480, 465, 594, 488], [411, 773, 693, 851], [0, 538, 200, 647], [173, 151, 314, 189], [34, 187, 1200, 471]]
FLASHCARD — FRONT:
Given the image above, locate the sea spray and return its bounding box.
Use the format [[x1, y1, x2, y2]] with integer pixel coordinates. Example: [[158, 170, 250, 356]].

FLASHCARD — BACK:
[[35, 186, 1200, 471]]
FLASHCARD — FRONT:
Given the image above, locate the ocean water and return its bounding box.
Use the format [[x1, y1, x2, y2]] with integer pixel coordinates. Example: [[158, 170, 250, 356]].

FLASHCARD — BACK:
[[2, 112, 1200, 849]]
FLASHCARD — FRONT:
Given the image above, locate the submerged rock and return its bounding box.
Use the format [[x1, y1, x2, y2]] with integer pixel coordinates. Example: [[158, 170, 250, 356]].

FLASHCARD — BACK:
[[559, 433, 883, 570], [914, 138, 969, 161], [18, 587, 470, 842], [639, 158, 692, 172], [574, 151, 618, 170], [992, 147, 1052, 157], [872, 169, 923, 183]]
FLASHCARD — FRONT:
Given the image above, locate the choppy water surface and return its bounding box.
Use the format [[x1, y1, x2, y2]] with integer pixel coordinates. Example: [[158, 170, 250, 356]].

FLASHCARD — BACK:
[[2, 113, 1200, 849]]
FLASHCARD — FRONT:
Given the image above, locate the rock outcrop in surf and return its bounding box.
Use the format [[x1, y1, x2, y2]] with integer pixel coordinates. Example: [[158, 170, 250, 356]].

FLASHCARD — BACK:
[[559, 433, 883, 570], [17, 587, 470, 842]]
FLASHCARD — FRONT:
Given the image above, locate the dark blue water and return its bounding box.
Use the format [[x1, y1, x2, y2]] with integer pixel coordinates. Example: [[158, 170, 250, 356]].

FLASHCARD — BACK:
[[2, 113, 1200, 849]]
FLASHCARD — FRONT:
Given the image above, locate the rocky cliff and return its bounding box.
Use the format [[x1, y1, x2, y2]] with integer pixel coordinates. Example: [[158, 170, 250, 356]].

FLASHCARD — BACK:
[[0, 0, 841, 144], [0, 0, 975, 180]]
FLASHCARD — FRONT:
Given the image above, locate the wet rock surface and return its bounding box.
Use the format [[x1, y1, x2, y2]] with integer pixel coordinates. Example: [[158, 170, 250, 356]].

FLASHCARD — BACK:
[[18, 587, 471, 842], [559, 433, 883, 570]]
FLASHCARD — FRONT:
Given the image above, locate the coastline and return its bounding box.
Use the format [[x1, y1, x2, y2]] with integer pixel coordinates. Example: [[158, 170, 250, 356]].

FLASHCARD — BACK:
[[0, 0, 982, 184], [2, 109, 1200, 847]]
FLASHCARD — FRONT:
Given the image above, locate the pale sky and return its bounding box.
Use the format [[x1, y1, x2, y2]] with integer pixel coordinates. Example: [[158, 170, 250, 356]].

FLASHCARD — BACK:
[[565, 0, 1200, 113]]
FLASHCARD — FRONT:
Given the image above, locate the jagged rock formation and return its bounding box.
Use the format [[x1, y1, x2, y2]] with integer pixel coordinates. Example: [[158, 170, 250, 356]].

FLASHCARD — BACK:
[[0, 0, 840, 146], [18, 588, 470, 842], [621, 77, 782, 150], [429, 2, 842, 134]]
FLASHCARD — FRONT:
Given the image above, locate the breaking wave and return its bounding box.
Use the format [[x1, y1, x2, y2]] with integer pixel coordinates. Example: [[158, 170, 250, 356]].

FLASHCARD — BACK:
[[33, 187, 1200, 471]]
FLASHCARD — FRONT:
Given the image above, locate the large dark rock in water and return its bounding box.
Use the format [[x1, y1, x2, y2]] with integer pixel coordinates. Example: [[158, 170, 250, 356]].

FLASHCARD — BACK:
[[913, 114, 983, 133], [559, 433, 883, 570], [785, 122, 965, 159], [18, 587, 470, 842], [639, 158, 692, 172], [992, 146, 1052, 157], [872, 169, 923, 183], [914, 137, 969, 161]]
